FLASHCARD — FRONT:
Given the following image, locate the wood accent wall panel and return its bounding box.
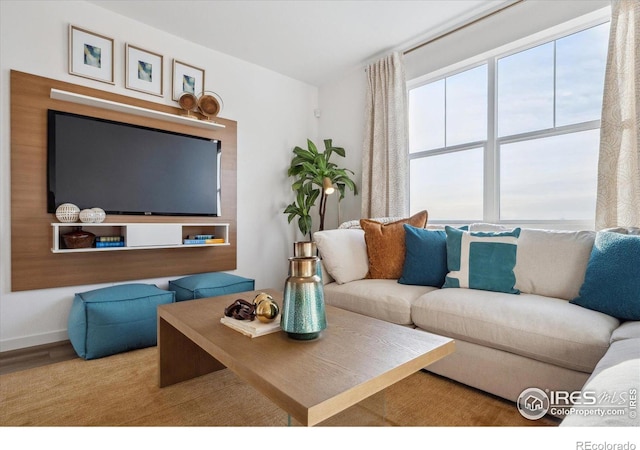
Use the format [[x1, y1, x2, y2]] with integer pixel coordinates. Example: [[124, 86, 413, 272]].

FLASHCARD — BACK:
[[10, 70, 237, 292]]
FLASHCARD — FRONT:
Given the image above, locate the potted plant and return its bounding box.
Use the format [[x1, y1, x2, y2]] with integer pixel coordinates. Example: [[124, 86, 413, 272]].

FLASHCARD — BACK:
[[284, 139, 358, 240]]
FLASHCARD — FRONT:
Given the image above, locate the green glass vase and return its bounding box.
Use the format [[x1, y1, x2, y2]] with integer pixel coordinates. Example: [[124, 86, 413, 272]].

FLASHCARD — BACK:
[[281, 256, 327, 340]]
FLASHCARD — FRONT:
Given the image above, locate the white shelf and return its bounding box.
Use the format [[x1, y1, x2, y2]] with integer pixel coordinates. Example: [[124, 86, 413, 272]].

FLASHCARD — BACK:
[[50, 89, 225, 131], [51, 222, 230, 253]]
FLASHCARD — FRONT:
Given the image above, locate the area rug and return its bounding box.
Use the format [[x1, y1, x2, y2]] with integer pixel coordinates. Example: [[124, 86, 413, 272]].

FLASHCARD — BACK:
[[0, 346, 558, 427]]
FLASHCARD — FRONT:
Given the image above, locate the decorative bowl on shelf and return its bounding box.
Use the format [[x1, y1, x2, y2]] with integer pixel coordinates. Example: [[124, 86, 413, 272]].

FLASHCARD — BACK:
[[178, 92, 199, 119], [63, 227, 95, 249], [197, 90, 223, 121], [55, 203, 80, 223]]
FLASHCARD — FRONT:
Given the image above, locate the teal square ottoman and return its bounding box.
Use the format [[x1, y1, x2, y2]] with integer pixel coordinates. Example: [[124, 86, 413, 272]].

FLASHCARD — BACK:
[[168, 272, 255, 301], [68, 283, 175, 360]]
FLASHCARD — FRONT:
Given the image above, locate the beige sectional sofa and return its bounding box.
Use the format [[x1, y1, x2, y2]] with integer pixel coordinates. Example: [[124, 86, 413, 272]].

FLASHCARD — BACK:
[[314, 220, 640, 426]]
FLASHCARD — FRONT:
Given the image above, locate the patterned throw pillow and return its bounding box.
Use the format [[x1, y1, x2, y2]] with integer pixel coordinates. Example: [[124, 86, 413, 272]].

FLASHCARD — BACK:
[[443, 226, 521, 294], [360, 211, 428, 279]]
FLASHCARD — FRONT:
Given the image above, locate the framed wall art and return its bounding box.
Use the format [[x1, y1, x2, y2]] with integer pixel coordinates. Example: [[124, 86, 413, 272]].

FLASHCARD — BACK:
[[68, 25, 114, 84], [172, 59, 205, 101], [125, 44, 163, 97]]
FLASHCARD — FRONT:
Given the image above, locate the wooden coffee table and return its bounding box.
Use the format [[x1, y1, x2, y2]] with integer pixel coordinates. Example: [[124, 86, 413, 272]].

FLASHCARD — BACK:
[[157, 289, 455, 426]]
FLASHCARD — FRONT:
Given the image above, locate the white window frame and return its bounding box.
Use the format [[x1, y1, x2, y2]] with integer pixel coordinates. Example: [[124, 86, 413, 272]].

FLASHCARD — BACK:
[[407, 9, 610, 230]]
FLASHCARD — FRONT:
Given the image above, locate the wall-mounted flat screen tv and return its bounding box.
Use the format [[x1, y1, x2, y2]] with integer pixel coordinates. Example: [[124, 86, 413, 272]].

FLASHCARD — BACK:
[[47, 110, 221, 216]]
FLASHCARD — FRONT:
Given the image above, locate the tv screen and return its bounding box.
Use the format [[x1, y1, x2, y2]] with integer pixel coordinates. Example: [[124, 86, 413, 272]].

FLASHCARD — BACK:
[[47, 110, 221, 216]]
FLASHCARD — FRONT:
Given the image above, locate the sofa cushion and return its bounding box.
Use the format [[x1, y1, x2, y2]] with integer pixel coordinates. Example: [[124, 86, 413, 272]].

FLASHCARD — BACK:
[[314, 229, 368, 284], [360, 211, 428, 279], [411, 288, 619, 373], [443, 226, 521, 294], [571, 231, 640, 321], [470, 224, 595, 300], [324, 279, 437, 325]]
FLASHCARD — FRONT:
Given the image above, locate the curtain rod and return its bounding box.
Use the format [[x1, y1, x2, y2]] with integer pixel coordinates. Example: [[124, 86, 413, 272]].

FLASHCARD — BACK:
[[404, 0, 525, 55]]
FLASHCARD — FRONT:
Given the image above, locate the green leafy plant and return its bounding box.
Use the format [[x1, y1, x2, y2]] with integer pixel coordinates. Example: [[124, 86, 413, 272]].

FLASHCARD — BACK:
[[284, 139, 358, 239]]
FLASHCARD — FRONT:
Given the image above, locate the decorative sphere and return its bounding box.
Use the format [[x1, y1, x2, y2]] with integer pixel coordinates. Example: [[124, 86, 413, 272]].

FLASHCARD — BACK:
[[55, 203, 80, 223], [91, 208, 106, 223], [253, 293, 280, 323], [79, 209, 97, 223]]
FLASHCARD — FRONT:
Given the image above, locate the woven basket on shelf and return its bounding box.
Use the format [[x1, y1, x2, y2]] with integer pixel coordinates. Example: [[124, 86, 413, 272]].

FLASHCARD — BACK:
[[62, 227, 95, 249]]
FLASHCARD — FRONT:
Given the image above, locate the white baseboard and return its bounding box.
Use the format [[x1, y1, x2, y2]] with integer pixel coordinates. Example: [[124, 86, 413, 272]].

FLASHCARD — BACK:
[[0, 330, 69, 353]]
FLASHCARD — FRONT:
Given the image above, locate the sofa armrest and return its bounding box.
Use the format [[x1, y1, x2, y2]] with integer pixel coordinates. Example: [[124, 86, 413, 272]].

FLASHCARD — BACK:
[[561, 338, 640, 427], [611, 321, 640, 343]]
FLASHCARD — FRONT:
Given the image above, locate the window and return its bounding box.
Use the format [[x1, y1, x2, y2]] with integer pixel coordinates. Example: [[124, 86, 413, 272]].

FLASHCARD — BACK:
[[408, 21, 609, 226]]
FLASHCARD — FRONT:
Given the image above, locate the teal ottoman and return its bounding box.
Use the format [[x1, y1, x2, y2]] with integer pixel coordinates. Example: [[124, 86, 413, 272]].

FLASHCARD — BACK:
[[68, 283, 175, 360], [168, 272, 255, 301]]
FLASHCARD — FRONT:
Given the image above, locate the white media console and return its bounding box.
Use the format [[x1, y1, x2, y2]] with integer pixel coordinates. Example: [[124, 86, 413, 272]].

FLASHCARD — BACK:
[[51, 222, 229, 253]]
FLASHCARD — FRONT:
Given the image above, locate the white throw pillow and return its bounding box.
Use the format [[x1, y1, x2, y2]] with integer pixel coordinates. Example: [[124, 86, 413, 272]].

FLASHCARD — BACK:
[[313, 229, 368, 284]]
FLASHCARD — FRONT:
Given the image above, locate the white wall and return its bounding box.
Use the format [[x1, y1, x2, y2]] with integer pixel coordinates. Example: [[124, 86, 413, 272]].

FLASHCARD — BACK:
[[317, 66, 367, 229], [0, 0, 318, 351]]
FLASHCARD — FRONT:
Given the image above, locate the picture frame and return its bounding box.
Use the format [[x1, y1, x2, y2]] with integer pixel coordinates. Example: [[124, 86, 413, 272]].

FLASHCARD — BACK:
[[172, 59, 205, 101], [125, 44, 163, 97], [68, 25, 114, 85]]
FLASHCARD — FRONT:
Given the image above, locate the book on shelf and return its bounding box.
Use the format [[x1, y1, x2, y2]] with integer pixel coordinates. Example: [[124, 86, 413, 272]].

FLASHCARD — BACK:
[[183, 238, 225, 245], [188, 234, 215, 240], [96, 236, 124, 242], [220, 316, 281, 338], [95, 241, 125, 248]]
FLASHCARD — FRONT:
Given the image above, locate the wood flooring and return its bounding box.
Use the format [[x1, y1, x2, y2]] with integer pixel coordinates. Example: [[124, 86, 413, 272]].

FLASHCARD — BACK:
[[0, 340, 77, 375]]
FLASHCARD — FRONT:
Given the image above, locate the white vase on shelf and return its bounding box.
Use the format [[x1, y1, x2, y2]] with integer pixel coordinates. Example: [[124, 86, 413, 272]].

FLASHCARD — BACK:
[[55, 203, 80, 223], [79, 209, 97, 223], [91, 208, 106, 223]]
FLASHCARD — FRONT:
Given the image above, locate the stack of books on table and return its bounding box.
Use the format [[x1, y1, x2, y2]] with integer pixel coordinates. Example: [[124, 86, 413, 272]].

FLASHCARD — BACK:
[[220, 316, 281, 338], [183, 234, 225, 245]]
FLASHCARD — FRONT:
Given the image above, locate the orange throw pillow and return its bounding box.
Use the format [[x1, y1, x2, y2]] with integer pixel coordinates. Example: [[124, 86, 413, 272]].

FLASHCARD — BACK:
[[360, 211, 428, 279]]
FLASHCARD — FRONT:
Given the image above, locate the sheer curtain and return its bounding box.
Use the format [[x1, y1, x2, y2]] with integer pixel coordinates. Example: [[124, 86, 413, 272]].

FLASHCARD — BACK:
[[361, 52, 409, 218], [596, 0, 640, 229]]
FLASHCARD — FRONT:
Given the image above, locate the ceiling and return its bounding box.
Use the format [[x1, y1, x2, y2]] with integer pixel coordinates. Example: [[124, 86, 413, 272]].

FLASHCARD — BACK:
[[89, 0, 512, 87]]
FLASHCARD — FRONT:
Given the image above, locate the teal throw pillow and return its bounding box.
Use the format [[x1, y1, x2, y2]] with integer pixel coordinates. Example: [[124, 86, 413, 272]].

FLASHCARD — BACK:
[[443, 226, 521, 294], [399, 225, 448, 287], [571, 231, 640, 321]]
